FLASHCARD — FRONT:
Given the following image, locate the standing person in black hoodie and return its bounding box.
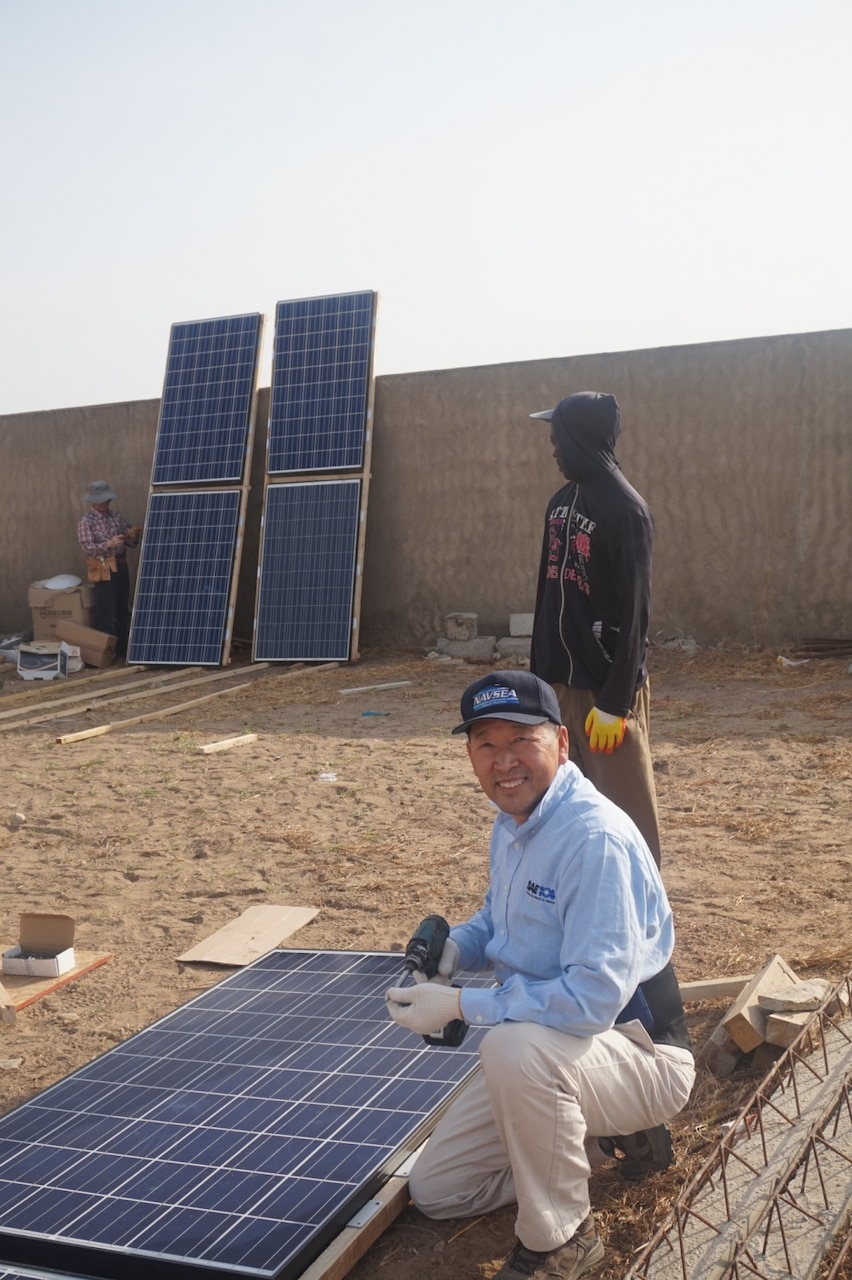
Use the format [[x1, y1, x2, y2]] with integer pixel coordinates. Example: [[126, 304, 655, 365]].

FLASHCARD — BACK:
[[529, 392, 662, 866]]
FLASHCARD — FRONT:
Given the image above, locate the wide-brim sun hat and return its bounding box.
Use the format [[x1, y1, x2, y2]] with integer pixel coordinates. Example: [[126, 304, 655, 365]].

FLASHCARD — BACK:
[[83, 481, 117, 504]]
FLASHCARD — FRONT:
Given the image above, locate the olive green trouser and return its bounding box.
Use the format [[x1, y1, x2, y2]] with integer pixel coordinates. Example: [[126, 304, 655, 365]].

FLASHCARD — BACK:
[[552, 681, 661, 866]]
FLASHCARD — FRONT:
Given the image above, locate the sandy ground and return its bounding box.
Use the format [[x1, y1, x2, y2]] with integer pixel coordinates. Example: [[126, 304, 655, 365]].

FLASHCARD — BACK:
[[0, 644, 850, 1279]]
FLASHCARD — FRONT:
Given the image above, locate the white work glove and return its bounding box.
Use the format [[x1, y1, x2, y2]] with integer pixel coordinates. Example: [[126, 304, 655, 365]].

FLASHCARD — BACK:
[[386, 982, 463, 1035], [411, 936, 461, 985], [435, 937, 461, 984], [584, 707, 627, 754]]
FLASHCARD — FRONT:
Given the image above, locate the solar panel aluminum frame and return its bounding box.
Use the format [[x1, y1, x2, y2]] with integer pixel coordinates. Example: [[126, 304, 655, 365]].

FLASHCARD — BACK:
[[0, 949, 488, 1280], [249, 476, 360, 665], [129, 313, 266, 667], [127, 488, 245, 667], [253, 292, 378, 665], [151, 313, 266, 488], [266, 292, 378, 477]]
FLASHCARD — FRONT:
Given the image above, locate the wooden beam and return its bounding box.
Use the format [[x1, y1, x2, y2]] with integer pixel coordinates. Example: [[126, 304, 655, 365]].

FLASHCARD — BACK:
[[198, 733, 258, 755], [0, 666, 209, 727], [339, 680, 411, 695], [1, 952, 113, 1012], [678, 975, 753, 1002], [0, 980, 16, 1027], [0, 662, 147, 709], [56, 682, 253, 744], [298, 1172, 412, 1280]]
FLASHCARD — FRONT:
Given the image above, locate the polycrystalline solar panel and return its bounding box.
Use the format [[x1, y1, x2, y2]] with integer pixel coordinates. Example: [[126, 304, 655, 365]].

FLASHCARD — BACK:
[[151, 313, 263, 486], [253, 481, 360, 662], [267, 292, 376, 474], [127, 490, 242, 666], [0, 950, 489, 1280]]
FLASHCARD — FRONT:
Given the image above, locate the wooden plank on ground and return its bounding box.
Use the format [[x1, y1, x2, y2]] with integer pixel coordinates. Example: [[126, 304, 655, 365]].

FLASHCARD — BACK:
[[56, 682, 253, 744], [0, 980, 16, 1026], [297, 1170, 412, 1280], [0, 665, 203, 722], [1, 951, 113, 1011], [339, 681, 411, 695], [177, 904, 319, 966], [198, 733, 258, 755]]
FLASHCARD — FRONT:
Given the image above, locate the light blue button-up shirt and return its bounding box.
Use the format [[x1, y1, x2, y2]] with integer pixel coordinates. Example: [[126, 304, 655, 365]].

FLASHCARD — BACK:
[[454, 761, 674, 1034]]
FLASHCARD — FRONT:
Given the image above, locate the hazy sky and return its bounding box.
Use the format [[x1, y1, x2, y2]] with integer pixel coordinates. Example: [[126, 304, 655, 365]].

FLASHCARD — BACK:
[[2, 0, 850, 415]]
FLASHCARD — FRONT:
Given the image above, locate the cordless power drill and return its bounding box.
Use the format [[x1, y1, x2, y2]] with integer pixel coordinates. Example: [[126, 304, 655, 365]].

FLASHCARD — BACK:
[[402, 914, 468, 1048]]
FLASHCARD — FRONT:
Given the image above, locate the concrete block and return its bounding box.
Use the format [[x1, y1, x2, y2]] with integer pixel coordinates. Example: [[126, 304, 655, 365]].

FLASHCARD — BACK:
[[722, 953, 800, 1052], [509, 613, 535, 637], [436, 636, 497, 660], [444, 613, 478, 641], [496, 636, 531, 660], [757, 978, 833, 1013], [700, 1021, 745, 1078], [764, 1010, 814, 1048]]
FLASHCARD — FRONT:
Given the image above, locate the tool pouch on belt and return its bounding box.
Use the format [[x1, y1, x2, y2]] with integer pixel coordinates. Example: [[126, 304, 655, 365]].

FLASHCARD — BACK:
[[87, 554, 117, 583]]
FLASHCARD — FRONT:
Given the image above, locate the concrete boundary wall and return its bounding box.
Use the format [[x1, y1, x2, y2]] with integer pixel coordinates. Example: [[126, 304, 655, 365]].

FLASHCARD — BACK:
[[2, 329, 850, 650]]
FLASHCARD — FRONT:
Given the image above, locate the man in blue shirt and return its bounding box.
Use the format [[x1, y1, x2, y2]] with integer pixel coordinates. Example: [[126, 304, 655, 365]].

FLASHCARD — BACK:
[[386, 670, 694, 1280]]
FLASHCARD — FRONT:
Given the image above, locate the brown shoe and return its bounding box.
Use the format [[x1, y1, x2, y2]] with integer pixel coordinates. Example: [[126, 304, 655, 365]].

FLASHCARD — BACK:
[[495, 1215, 605, 1278]]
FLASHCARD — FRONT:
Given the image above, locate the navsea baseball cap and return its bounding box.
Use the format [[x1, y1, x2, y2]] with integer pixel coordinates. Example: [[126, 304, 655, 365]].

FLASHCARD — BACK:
[[452, 670, 562, 735]]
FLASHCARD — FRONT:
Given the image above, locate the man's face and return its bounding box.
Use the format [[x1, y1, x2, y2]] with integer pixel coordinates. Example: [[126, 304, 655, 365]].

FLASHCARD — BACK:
[[550, 427, 571, 480], [92, 501, 112, 514], [466, 718, 569, 825]]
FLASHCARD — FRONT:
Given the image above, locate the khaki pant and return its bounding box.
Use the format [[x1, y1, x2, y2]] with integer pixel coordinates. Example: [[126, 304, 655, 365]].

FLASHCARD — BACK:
[[552, 681, 661, 865], [409, 1020, 694, 1252]]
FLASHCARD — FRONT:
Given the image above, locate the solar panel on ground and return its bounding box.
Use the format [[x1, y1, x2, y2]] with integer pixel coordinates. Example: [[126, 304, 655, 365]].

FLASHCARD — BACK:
[[253, 480, 361, 662], [0, 950, 488, 1280], [127, 490, 242, 666], [152, 313, 264, 486], [266, 292, 376, 474]]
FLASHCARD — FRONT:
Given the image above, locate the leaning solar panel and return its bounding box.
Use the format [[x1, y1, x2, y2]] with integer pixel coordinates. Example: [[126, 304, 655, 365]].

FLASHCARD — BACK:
[[267, 291, 376, 474], [127, 490, 242, 666], [152, 313, 263, 486], [253, 480, 360, 662], [0, 950, 488, 1280]]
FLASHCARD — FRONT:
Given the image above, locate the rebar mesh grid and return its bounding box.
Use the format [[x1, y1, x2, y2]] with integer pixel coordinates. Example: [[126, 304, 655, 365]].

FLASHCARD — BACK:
[[626, 969, 852, 1280]]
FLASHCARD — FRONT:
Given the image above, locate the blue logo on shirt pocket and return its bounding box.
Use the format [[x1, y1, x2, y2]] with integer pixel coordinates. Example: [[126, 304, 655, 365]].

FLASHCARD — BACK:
[[526, 880, 556, 904]]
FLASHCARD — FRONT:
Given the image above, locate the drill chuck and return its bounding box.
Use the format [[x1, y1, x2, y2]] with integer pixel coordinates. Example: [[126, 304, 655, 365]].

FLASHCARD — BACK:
[[403, 913, 450, 980], [402, 914, 467, 1049]]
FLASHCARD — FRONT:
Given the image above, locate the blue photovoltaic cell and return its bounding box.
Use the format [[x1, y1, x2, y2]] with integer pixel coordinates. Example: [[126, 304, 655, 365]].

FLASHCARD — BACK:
[[0, 950, 488, 1280], [253, 481, 360, 662], [267, 292, 376, 474], [152, 313, 263, 486], [127, 490, 241, 666]]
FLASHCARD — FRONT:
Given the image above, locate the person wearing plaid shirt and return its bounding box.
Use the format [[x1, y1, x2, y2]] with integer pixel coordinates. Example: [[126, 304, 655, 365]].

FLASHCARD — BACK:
[[77, 480, 141, 659]]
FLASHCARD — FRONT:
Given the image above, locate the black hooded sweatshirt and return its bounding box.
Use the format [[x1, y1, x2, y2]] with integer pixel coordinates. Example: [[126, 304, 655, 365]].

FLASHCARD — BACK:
[[530, 392, 653, 718]]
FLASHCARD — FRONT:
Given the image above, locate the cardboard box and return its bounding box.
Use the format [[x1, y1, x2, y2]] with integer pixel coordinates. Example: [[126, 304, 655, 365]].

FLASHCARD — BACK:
[[17, 641, 64, 680], [3, 913, 76, 977], [54, 620, 117, 668], [29, 582, 95, 642], [59, 641, 84, 675]]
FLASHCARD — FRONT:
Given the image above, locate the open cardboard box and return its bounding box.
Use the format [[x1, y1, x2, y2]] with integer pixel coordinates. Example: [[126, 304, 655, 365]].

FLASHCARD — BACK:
[[3, 913, 76, 977], [17, 641, 64, 680]]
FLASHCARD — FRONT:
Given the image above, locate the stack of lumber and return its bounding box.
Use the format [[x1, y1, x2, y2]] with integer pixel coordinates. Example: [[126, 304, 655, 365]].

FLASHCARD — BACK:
[[701, 953, 848, 1076]]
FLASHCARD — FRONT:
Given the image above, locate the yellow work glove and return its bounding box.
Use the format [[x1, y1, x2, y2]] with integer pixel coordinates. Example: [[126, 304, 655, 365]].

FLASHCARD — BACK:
[[585, 707, 627, 754]]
